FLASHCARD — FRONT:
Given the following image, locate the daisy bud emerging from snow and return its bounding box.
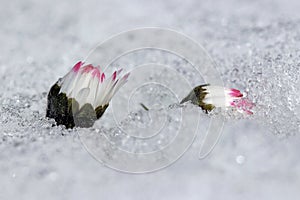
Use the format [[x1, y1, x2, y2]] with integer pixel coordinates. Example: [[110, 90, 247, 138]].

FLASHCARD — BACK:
[[46, 61, 130, 128], [180, 84, 254, 114]]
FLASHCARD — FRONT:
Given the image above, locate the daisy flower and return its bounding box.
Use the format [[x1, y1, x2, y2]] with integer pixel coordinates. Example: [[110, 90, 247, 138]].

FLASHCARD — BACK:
[[46, 61, 130, 128], [180, 84, 254, 114]]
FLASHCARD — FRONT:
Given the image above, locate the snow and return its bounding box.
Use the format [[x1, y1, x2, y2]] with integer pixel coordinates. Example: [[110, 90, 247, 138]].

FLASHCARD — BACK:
[[0, 0, 300, 199]]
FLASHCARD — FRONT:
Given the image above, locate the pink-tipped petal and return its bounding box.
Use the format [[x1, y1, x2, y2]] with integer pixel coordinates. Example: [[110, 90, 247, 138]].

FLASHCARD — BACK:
[[231, 99, 255, 115], [239, 99, 255, 109], [92, 68, 100, 78], [117, 68, 123, 74], [244, 110, 254, 115], [112, 71, 117, 81], [97, 72, 101, 79], [82, 64, 94, 73], [229, 88, 243, 97], [230, 92, 243, 98], [122, 72, 130, 81], [72, 61, 83, 72], [101, 73, 105, 83]]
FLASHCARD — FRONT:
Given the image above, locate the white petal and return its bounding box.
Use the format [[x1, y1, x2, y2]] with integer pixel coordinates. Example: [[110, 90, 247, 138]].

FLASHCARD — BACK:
[[60, 71, 74, 94], [203, 96, 228, 107], [72, 73, 92, 98], [107, 73, 130, 101], [86, 76, 99, 107], [95, 72, 116, 106], [205, 86, 227, 96], [75, 87, 90, 107]]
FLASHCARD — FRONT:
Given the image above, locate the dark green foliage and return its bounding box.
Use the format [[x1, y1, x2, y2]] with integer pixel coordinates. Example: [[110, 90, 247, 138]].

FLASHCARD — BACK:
[[46, 82, 109, 128], [95, 104, 109, 119], [180, 84, 215, 113]]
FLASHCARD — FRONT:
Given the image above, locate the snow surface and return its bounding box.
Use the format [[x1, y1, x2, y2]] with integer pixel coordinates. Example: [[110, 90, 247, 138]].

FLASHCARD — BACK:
[[0, 0, 300, 199]]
